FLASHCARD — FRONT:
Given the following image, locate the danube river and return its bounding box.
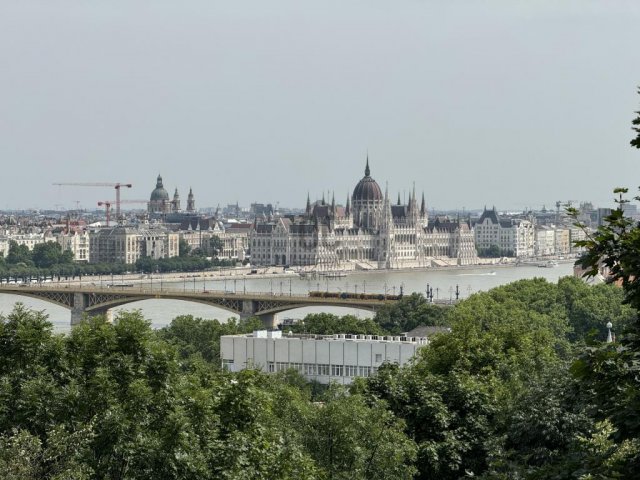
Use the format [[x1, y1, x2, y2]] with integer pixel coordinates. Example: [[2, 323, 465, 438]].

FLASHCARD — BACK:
[[0, 263, 575, 332]]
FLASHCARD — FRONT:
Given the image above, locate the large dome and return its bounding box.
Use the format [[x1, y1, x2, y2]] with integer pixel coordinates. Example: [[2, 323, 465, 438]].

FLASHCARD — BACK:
[[352, 158, 383, 202], [150, 174, 169, 201]]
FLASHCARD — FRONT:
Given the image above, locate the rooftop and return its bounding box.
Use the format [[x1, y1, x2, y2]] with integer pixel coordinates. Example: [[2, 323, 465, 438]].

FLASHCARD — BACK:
[[226, 330, 429, 345]]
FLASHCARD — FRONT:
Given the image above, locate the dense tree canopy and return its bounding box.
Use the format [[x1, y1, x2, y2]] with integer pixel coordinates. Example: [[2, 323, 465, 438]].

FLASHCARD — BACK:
[[0, 268, 637, 479], [286, 313, 386, 336]]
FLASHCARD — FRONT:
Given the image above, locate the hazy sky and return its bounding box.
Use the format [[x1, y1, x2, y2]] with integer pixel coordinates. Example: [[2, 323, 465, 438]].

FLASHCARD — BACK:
[[2, 1, 640, 212]]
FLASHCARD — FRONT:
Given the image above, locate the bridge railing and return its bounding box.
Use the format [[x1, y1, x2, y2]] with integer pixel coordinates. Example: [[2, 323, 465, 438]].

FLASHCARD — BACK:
[[0, 283, 459, 305]]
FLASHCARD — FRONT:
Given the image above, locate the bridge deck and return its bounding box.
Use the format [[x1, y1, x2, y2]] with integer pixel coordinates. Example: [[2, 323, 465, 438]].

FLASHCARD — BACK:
[[0, 284, 399, 309]]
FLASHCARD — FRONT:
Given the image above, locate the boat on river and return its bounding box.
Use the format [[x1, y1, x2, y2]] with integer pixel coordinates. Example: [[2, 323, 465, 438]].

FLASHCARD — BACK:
[[319, 271, 348, 279], [538, 260, 559, 268]]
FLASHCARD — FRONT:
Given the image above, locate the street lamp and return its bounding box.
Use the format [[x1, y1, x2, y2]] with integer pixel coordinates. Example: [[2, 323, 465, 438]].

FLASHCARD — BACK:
[[606, 321, 613, 343]]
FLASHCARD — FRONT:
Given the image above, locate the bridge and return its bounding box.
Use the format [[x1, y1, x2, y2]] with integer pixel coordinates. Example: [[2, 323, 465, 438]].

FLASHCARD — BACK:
[[0, 284, 402, 328]]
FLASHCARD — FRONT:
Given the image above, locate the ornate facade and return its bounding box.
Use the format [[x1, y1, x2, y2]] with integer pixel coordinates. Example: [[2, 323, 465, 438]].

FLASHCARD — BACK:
[[474, 207, 535, 258], [250, 159, 478, 269]]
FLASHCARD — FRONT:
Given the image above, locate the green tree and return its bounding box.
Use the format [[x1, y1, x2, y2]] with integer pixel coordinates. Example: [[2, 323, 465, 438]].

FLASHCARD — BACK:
[[5, 241, 33, 266], [157, 315, 263, 364], [303, 387, 416, 480], [565, 102, 640, 473], [209, 235, 223, 257], [373, 293, 449, 334], [135, 255, 157, 273], [287, 313, 385, 336], [32, 241, 73, 268], [557, 276, 636, 342], [358, 279, 576, 478], [179, 238, 191, 257], [477, 245, 502, 258]]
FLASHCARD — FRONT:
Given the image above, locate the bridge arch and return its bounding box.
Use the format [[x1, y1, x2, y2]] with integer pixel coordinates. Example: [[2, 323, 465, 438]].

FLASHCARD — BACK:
[[85, 295, 243, 317], [0, 285, 398, 328]]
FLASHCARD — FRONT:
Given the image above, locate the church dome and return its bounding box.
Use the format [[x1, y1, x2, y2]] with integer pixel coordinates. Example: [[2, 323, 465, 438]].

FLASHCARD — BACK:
[[150, 174, 169, 202], [352, 158, 383, 202]]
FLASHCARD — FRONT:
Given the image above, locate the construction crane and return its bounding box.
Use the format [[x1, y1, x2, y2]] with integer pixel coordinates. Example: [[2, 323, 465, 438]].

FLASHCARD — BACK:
[[555, 200, 577, 225], [53, 182, 132, 221], [98, 200, 149, 226]]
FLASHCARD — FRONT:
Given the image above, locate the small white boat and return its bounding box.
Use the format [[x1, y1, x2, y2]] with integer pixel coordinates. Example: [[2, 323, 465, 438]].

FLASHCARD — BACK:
[[538, 260, 559, 268]]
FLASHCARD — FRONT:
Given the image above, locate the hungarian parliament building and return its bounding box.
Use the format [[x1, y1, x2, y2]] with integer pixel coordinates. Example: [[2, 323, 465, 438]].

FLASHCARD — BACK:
[[249, 159, 478, 270]]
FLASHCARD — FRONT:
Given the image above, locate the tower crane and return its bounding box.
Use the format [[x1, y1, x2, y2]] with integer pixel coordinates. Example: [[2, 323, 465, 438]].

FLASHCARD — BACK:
[[97, 200, 149, 226], [53, 182, 132, 221]]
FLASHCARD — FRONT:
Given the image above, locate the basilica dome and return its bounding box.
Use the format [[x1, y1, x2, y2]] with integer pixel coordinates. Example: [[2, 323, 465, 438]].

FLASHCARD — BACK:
[[352, 158, 383, 202], [150, 174, 169, 202]]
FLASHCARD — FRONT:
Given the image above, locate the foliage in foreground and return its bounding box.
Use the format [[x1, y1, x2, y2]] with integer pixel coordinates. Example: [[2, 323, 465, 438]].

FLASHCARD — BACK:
[[0, 305, 416, 480]]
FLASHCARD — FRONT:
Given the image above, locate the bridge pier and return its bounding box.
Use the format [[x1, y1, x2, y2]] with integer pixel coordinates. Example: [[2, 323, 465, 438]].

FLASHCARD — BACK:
[[258, 313, 277, 329], [70, 293, 113, 326], [240, 299, 278, 329], [70, 293, 88, 326]]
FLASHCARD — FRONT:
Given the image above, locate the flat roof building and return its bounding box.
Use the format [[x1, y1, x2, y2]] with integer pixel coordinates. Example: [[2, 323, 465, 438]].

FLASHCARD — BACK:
[[220, 330, 429, 385]]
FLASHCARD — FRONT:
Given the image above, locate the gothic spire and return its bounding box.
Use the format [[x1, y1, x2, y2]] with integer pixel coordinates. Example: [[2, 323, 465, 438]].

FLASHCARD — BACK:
[[421, 192, 426, 216], [306, 192, 311, 215], [365, 155, 370, 177], [345, 194, 350, 216], [397, 193, 401, 205], [331, 191, 335, 212]]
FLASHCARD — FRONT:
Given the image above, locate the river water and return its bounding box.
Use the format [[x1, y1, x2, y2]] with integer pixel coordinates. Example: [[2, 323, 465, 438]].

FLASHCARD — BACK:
[[0, 263, 575, 332]]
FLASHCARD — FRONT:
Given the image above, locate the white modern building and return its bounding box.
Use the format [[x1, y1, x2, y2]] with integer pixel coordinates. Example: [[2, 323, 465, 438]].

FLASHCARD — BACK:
[[220, 330, 428, 385]]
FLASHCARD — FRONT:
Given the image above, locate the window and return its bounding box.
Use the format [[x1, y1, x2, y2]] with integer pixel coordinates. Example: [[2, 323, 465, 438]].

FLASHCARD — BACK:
[[345, 365, 358, 377], [358, 366, 371, 377], [317, 364, 330, 376], [290, 363, 303, 374], [331, 365, 344, 377], [222, 359, 234, 371], [304, 364, 317, 375], [275, 362, 288, 372], [375, 354, 382, 363], [267, 362, 275, 373]]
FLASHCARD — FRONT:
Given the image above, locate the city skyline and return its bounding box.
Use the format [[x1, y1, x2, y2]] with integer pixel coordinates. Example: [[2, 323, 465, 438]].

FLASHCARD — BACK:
[[2, 2, 640, 210]]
